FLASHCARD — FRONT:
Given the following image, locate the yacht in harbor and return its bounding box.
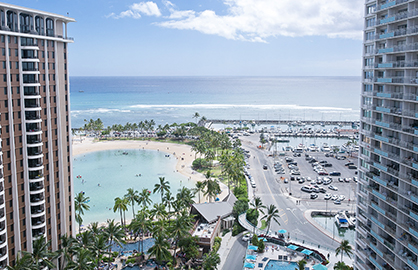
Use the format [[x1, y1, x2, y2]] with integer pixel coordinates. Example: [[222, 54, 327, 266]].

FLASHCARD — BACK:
[[321, 143, 331, 152]]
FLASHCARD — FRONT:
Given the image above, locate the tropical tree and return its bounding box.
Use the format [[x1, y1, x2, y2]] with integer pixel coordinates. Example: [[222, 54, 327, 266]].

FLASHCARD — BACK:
[[148, 234, 171, 265], [194, 181, 205, 203], [138, 188, 152, 209], [113, 197, 129, 227], [163, 190, 174, 215], [6, 252, 33, 270], [130, 209, 151, 253], [104, 219, 125, 253], [91, 233, 111, 268], [202, 250, 220, 270], [65, 248, 95, 270], [125, 188, 139, 219], [153, 177, 170, 202], [75, 192, 90, 233], [261, 204, 281, 237], [58, 234, 78, 270], [335, 240, 353, 262], [23, 235, 57, 269], [150, 203, 167, 222], [169, 213, 193, 262], [193, 112, 200, 124], [250, 197, 266, 233], [204, 179, 221, 202], [296, 259, 307, 270], [176, 186, 195, 209]]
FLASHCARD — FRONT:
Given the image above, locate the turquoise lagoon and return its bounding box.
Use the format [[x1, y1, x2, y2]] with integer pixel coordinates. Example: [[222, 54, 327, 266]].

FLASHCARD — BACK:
[[73, 149, 194, 225]]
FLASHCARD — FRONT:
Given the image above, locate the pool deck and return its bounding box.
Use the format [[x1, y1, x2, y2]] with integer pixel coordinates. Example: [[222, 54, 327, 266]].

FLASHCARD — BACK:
[[245, 243, 318, 269]]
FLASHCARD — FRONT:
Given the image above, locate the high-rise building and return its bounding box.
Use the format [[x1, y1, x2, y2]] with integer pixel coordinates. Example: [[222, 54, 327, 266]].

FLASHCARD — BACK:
[[357, 0, 418, 269], [0, 3, 74, 267]]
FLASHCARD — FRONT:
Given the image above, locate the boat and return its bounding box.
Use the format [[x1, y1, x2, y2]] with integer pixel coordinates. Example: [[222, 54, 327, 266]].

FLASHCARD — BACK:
[[334, 211, 349, 229], [308, 144, 319, 152], [79, 90, 84, 92], [321, 143, 331, 152]]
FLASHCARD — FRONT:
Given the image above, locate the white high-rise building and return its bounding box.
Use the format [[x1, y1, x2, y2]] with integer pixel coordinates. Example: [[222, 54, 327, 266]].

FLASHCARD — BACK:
[[0, 2, 74, 268], [357, 0, 418, 269]]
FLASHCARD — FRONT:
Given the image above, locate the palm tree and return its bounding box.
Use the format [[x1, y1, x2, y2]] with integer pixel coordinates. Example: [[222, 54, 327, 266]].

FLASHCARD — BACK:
[[130, 209, 151, 253], [147, 234, 171, 265], [204, 179, 221, 202], [65, 248, 95, 270], [250, 197, 266, 233], [150, 203, 167, 222], [153, 177, 170, 203], [176, 186, 195, 209], [125, 188, 139, 219], [169, 213, 192, 262], [23, 235, 57, 269], [91, 233, 111, 268], [193, 112, 200, 124], [194, 181, 205, 203], [335, 240, 353, 262], [163, 191, 174, 215], [202, 250, 220, 270], [6, 252, 33, 270], [138, 188, 152, 209], [58, 234, 77, 270], [104, 219, 125, 254], [261, 204, 281, 237], [75, 192, 90, 233], [113, 196, 129, 227], [296, 259, 307, 270]]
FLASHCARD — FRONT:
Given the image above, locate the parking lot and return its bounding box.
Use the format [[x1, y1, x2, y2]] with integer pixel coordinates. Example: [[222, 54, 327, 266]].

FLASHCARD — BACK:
[[272, 151, 358, 205]]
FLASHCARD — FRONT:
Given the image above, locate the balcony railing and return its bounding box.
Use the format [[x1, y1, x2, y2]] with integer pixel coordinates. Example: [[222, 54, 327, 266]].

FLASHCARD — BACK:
[[376, 42, 418, 55], [376, 0, 410, 12]]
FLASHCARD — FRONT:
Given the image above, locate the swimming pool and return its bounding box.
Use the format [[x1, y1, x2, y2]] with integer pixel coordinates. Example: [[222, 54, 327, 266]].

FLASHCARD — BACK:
[[265, 260, 298, 270], [112, 238, 155, 254], [73, 149, 194, 224]]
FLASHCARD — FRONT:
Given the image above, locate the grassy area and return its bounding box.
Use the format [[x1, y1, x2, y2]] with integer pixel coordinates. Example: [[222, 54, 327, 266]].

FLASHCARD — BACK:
[[96, 136, 193, 145]]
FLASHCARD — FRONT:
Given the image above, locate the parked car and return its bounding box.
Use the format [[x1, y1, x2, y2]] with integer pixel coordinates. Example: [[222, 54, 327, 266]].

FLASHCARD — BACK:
[[310, 193, 318, 199], [329, 171, 341, 176], [263, 165, 268, 170], [301, 186, 313, 193], [324, 193, 331, 200], [328, 185, 338, 191], [324, 163, 333, 167], [284, 178, 289, 183], [348, 165, 358, 169], [334, 200, 341, 205], [345, 162, 354, 166]]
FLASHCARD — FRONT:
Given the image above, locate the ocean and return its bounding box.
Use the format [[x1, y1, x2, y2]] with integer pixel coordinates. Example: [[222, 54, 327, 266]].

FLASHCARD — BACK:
[[69, 76, 361, 128]]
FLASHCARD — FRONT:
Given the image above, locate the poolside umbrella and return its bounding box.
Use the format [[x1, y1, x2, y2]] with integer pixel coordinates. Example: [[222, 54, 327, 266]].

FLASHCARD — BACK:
[[258, 237, 268, 242], [244, 262, 255, 269], [248, 245, 258, 250], [287, 244, 298, 250], [301, 249, 313, 255], [246, 255, 257, 260], [278, 229, 287, 234], [312, 264, 328, 270]]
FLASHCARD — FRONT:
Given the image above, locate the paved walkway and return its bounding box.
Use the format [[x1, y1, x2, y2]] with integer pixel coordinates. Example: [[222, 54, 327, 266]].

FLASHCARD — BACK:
[[238, 213, 267, 236], [218, 231, 240, 270]]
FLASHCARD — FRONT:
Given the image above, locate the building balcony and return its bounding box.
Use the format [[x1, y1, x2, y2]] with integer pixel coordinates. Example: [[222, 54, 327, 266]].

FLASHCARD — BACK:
[[31, 206, 45, 217], [27, 149, 43, 159], [31, 217, 46, 230], [32, 228, 46, 238], [376, 42, 418, 55]]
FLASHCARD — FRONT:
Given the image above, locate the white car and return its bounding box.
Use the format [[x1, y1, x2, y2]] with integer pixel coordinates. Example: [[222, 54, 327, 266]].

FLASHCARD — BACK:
[[338, 195, 346, 201], [331, 195, 338, 201], [242, 234, 251, 242], [328, 185, 338, 191], [324, 193, 332, 200]]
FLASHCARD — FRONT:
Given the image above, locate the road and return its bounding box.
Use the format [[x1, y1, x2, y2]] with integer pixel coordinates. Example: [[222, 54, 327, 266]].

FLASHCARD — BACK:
[[241, 135, 350, 250], [221, 237, 247, 270]]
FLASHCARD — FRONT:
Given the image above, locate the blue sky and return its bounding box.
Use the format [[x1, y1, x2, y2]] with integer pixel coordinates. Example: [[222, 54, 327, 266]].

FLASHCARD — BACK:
[[9, 0, 364, 76]]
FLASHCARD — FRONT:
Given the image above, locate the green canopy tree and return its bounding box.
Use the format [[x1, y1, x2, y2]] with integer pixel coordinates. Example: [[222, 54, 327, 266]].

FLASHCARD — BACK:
[[335, 240, 353, 262], [74, 192, 90, 233]]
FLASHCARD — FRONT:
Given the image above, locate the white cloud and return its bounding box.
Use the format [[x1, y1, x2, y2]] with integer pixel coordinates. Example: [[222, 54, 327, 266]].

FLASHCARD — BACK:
[[109, 1, 162, 19], [157, 0, 364, 41]]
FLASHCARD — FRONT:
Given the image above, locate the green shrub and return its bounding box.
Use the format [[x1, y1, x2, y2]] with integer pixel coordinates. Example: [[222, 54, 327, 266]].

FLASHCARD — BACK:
[[222, 229, 230, 236], [232, 199, 249, 218], [232, 223, 246, 236], [246, 208, 259, 226], [251, 234, 259, 246], [192, 158, 210, 170]]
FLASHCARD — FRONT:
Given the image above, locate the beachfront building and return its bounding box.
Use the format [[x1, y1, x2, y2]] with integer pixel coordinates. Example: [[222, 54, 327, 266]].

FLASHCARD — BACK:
[[356, 0, 418, 269], [0, 3, 75, 267]]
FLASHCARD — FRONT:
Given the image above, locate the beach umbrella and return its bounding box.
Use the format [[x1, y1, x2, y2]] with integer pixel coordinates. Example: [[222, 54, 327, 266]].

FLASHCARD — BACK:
[[301, 249, 313, 255], [248, 245, 258, 250], [246, 255, 257, 260], [278, 229, 287, 234], [287, 244, 298, 250], [244, 262, 255, 269], [312, 264, 328, 270]]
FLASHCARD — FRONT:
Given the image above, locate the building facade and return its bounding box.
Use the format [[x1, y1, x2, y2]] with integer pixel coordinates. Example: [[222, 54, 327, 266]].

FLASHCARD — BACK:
[[357, 0, 418, 269], [0, 3, 74, 267]]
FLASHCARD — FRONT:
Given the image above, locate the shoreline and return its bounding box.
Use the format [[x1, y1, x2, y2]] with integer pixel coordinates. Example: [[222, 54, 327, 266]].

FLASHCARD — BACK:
[[72, 137, 230, 229]]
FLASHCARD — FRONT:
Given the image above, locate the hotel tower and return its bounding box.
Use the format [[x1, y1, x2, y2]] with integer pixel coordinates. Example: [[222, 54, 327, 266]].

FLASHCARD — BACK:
[[357, 0, 418, 269], [0, 3, 75, 268]]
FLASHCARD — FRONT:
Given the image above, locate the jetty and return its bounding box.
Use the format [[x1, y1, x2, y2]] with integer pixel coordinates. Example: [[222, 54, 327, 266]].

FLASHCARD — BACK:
[[207, 119, 359, 126]]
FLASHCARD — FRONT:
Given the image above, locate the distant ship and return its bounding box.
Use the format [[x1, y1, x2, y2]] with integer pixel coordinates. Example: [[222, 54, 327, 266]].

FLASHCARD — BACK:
[[79, 90, 84, 92]]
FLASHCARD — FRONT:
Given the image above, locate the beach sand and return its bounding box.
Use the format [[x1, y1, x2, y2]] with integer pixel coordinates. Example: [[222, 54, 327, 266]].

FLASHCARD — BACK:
[[72, 137, 229, 204]]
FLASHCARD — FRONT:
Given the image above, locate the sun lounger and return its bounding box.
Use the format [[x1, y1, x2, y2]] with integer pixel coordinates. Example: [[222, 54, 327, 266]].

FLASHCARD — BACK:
[[258, 263, 263, 268], [262, 257, 268, 261]]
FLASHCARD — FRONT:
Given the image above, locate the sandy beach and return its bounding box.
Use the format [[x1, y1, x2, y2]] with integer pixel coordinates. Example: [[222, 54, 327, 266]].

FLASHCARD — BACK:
[[72, 137, 229, 204]]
